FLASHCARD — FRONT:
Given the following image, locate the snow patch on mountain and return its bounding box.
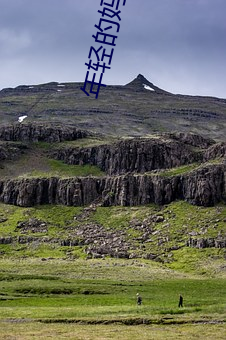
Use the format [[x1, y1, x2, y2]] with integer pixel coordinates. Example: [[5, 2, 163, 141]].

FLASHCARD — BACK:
[[18, 115, 27, 123], [143, 84, 155, 91]]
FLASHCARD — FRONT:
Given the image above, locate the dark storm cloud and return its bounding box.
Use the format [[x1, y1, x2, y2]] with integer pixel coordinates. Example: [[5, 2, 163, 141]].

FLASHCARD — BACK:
[[116, 0, 226, 96], [0, 0, 225, 97], [0, 0, 94, 56]]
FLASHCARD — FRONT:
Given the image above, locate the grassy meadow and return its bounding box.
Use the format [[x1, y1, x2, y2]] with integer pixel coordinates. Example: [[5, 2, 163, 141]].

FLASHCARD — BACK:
[[0, 257, 225, 339], [0, 200, 225, 338]]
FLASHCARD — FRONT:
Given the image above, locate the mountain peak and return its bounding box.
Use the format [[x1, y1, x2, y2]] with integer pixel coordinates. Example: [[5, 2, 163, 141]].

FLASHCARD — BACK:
[[137, 73, 146, 80], [125, 74, 171, 94]]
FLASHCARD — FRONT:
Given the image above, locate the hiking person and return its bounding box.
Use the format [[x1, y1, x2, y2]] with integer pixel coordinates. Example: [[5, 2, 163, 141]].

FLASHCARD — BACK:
[[137, 293, 142, 305], [178, 294, 183, 307]]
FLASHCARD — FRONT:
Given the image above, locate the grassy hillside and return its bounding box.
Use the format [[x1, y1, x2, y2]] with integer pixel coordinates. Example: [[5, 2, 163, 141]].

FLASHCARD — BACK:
[[0, 201, 225, 277]]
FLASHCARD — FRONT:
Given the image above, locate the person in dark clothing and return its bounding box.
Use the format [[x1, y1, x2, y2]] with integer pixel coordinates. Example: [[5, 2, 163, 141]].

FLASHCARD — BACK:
[[178, 294, 183, 307], [137, 293, 142, 305]]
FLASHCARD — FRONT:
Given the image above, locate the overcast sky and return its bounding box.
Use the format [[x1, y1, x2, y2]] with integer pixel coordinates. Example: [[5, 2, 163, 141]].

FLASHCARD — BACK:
[[0, 0, 225, 97]]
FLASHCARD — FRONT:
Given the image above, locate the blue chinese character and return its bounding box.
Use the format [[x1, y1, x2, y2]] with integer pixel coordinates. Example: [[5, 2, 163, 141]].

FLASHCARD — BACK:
[[100, 0, 126, 10], [80, 71, 106, 99], [92, 32, 117, 46]]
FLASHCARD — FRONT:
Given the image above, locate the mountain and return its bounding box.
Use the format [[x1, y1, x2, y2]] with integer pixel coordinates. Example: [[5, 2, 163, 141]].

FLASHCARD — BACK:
[[0, 74, 226, 140], [0, 77, 225, 267], [124, 74, 171, 94], [0, 74, 225, 331]]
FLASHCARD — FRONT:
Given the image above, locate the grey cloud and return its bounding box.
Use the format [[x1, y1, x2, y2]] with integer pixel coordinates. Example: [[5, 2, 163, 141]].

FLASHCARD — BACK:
[[0, 0, 225, 97]]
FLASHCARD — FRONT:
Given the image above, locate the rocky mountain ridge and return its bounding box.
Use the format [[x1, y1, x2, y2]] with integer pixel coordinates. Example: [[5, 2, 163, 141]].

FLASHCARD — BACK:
[[1, 74, 226, 139], [0, 124, 225, 208]]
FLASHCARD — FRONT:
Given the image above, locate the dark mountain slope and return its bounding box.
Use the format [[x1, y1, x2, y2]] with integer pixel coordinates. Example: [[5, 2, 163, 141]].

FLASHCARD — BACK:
[[0, 75, 226, 140]]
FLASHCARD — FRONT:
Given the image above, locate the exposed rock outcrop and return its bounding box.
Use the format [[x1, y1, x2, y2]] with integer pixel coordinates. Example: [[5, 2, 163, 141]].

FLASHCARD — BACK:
[[52, 138, 203, 175], [181, 165, 226, 205], [16, 218, 48, 233], [204, 142, 226, 160], [0, 164, 225, 207], [0, 124, 90, 143], [0, 142, 28, 161], [187, 237, 226, 249], [0, 127, 225, 209], [165, 132, 215, 149]]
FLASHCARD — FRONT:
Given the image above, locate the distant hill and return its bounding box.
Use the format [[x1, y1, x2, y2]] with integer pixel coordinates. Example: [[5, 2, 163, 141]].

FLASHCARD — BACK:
[[0, 74, 226, 140]]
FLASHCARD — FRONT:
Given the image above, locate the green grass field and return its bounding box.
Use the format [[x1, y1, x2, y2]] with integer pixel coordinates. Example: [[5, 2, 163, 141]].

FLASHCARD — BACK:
[[0, 258, 225, 339], [0, 199, 225, 338], [0, 322, 225, 340]]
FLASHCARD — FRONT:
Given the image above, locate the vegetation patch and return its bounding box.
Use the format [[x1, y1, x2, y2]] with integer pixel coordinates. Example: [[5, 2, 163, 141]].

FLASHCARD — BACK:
[[157, 163, 200, 177], [0, 141, 105, 179], [22, 159, 105, 178], [15, 287, 74, 295], [0, 201, 225, 276]]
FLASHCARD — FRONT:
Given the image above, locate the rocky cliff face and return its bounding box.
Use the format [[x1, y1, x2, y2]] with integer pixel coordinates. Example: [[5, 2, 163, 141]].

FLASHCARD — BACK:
[[0, 142, 28, 161], [0, 123, 90, 142], [52, 138, 203, 175], [204, 142, 226, 160], [0, 126, 225, 208], [0, 164, 225, 207], [181, 165, 226, 205], [165, 132, 215, 149]]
